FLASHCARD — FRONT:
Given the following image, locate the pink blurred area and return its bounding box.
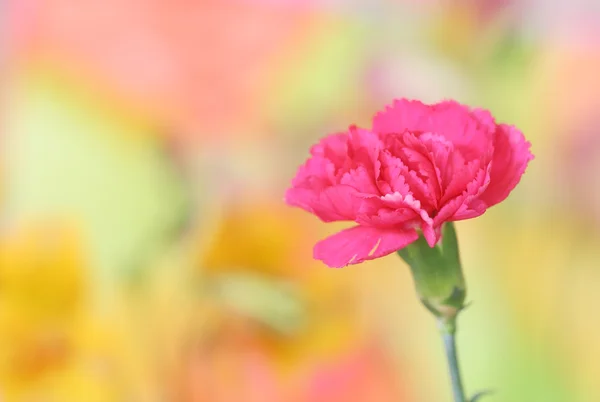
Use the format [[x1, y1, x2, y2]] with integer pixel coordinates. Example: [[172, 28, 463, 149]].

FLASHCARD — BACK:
[[176, 338, 404, 402], [8, 0, 314, 140]]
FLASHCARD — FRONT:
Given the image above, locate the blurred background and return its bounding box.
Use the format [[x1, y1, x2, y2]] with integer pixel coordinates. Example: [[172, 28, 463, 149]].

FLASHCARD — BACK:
[[2, 0, 600, 401]]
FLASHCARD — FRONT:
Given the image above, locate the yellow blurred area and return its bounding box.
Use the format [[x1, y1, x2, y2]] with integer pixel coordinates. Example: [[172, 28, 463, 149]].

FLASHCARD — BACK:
[[0, 224, 84, 384], [0, 224, 151, 401], [3, 0, 600, 401]]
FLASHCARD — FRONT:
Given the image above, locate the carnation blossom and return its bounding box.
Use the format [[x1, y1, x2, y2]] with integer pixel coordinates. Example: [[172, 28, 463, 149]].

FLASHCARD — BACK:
[[285, 99, 533, 268]]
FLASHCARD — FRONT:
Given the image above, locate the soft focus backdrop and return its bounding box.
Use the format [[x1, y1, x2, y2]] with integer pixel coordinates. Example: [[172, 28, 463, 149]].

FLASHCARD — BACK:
[[3, 1, 600, 401]]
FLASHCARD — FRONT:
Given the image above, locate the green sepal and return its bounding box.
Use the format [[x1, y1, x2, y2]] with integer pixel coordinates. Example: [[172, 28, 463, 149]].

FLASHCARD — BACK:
[[397, 222, 466, 321]]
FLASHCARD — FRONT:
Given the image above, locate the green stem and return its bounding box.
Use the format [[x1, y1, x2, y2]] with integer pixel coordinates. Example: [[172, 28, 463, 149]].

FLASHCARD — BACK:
[[440, 318, 466, 402]]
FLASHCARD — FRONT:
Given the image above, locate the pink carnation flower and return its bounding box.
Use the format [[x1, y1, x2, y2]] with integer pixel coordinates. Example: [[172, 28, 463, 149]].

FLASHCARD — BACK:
[[285, 99, 533, 268]]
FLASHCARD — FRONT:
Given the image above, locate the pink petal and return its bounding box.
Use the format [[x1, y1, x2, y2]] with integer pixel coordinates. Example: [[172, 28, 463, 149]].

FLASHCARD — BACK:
[[453, 198, 488, 221], [355, 194, 421, 228], [373, 99, 496, 160], [478, 124, 534, 207], [452, 164, 492, 220], [373, 99, 432, 135], [347, 126, 382, 159], [313, 226, 419, 268], [380, 192, 433, 226], [379, 151, 435, 211], [430, 103, 496, 161], [377, 152, 410, 195], [310, 132, 349, 168], [439, 159, 482, 206], [434, 164, 489, 226], [347, 126, 383, 179], [285, 185, 362, 222], [400, 131, 455, 206], [340, 166, 380, 194], [290, 156, 336, 189], [439, 149, 467, 196]]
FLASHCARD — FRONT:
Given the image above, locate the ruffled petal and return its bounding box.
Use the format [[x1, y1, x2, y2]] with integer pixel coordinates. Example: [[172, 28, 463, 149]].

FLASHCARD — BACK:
[[347, 126, 382, 179], [313, 226, 419, 268], [289, 156, 336, 190], [355, 193, 423, 228], [340, 166, 380, 195], [285, 185, 363, 222], [373, 99, 496, 161], [478, 124, 534, 207], [434, 163, 490, 226], [377, 151, 411, 195], [310, 132, 349, 167], [373, 99, 433, 135]]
